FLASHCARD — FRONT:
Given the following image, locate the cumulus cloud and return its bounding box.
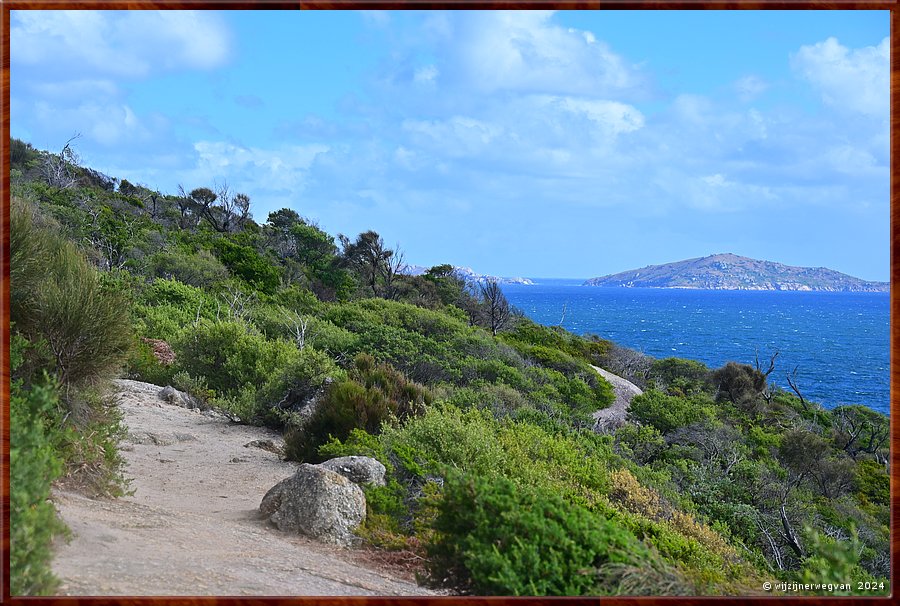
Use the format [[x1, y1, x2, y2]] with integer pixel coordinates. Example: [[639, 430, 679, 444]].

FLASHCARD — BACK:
[[791, 36, 888, 117], [11, 10, 232, 78], [534, 96, 645, 136], [186, 141, 330, 196], [11, 10, 233, 150], [425, 11, 644, 98]]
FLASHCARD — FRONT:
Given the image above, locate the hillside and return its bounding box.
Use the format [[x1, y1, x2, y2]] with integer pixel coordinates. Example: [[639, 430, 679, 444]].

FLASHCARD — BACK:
[[584, 253, 888, 292], [9, 138, 890, 597]]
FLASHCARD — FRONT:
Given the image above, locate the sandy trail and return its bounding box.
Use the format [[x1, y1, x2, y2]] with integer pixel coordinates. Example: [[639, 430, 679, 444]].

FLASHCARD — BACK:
[[51, 379, 435, 597], [591, 366, 643, 431]]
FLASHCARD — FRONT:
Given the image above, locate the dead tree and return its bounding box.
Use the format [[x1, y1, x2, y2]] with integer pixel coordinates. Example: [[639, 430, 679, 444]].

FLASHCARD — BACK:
[[785, 366, 808, 411], [41, 134, 81, 189], [479, 279, 511, 336], [382, 246, 406, 300]]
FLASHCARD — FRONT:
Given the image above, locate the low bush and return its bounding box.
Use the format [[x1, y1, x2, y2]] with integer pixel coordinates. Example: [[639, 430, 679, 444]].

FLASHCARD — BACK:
[[254, 346, 343, 427], [285, 355, 430, 462], [650, 357, 711, 394], [173, 319, 299, 396], [149, 247, 230, 287], [10, 372, 67, 596], [425, 471, 649, 595], [628, 390, 717, 434]]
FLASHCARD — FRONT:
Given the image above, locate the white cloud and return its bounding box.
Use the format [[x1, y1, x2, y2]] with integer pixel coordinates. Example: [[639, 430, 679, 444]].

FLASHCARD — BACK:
[[187, 141, 330, 195], [402, 116, 504, 157], [791, 36, 888, 117], [536, 96, 645, 136], [11, 10, 231, 78], [444, 11, 643, 97], [32, 99, 164, 146]]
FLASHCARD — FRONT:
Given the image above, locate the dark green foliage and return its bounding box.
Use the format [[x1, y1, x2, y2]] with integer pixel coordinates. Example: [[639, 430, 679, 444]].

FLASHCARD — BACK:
[[711, 362, 767, 412], [11, 200, 133, 387], [253, 346, 342, 426], [10, 371, 67, 596], [425, 472, 649, 596], [10, 136, 40, 168], [650, 357, 711, 394], [830, 405, 889, 459], [628, 390, 716, 434], [209, 237, 280, 294], [124, 338, 177, 387], [285, 355, 431, 462]]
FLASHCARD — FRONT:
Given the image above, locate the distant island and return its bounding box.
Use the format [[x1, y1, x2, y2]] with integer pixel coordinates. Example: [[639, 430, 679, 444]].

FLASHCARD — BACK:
[[404, 264, 535, 285], [584, 253, 889, 292]]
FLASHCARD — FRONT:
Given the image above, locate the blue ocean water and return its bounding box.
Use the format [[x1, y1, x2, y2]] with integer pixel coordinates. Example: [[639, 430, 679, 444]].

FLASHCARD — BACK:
[[502, 280, 890, 415]]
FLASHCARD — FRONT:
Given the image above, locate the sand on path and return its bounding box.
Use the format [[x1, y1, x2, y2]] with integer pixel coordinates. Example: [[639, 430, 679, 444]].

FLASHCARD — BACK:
[[590, 366, 643, 431], [51, 379, 435, 597]]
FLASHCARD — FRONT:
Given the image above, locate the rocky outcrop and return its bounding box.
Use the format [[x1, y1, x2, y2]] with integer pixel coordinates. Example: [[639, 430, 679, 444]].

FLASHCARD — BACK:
[[319, 456, 386, 487], [260, 464, 366, 548], [158, 386, 203, 410]]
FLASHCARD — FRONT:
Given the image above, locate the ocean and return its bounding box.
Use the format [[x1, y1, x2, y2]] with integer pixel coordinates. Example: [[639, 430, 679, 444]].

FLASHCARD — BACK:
[[501, 280, 890, 416]]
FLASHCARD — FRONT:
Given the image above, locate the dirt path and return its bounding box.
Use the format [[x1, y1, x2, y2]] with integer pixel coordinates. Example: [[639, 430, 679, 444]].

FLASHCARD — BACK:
[[591, 366, 643, 431], [51, 379, 436, 596]]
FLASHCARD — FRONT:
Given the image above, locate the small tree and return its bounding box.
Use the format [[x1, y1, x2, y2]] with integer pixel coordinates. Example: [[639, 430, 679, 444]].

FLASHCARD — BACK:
[[479, 280, 511, 336], [338, 230, 398, 298], [40, 134, 81, 189]]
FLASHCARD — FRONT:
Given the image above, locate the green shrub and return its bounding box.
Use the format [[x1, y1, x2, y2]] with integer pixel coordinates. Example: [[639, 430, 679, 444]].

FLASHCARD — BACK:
[[425, 471, 649, 595], [285, 355, 430, 462], [613, 424, 666, 465], [10, 373, 67, 596], [650, 358, 711, 394], [628, 390, 716, 434], [444, 383, 528, 417], [171, 371, 215, 406], [209, 237, 280, 294], [254, 346, 342, 427], [125, 338, 176, 386], [149, 247, 229, 287], [380, 405, 504, 479], [173, 319, 299, 396], [55, 386, 131, 496], [11, 202, 132, 387], [854, 459, 889, 507]]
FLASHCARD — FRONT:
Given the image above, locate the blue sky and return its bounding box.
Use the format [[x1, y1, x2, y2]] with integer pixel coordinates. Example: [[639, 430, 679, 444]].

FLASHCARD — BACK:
[[10, 10, 890, 280]]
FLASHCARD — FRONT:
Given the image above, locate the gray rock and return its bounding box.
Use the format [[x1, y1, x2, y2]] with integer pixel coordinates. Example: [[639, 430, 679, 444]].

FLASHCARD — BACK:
[[158, 386, 203, 410], [291, 377, 334, 422], [260, 464, 366, 547], [319, 456, 386, 487], [244, 439, 285, 456]]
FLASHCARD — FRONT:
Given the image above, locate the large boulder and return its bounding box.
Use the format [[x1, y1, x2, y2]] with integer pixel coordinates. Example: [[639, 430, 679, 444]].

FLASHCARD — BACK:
[[259, 464, 366, 547], [319, 456, 386, 487]]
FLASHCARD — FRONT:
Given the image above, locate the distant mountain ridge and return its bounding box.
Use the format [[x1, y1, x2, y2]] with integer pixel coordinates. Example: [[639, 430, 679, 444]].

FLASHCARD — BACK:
[[404, 264, 535, 285], [583, 253, 888, 292]]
